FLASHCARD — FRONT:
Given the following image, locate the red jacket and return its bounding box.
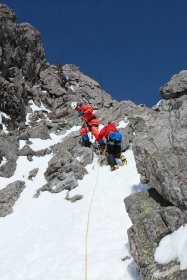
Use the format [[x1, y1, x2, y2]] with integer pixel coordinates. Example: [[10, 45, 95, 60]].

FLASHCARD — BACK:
[[76, 104, 94, 122], [96, 122, 118, 142]]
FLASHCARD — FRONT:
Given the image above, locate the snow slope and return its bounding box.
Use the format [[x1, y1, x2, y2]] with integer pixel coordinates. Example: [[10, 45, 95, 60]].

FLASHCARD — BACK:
[[0, 125, 148, 280]]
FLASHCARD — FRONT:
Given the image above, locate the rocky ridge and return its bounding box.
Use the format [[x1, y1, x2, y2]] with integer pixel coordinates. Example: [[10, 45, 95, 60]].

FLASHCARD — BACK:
[[0, 4, 186, 280]]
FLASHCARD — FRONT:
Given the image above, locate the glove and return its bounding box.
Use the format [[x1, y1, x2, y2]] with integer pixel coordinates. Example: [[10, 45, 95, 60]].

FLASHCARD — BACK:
[[79, 112, 84, 116]]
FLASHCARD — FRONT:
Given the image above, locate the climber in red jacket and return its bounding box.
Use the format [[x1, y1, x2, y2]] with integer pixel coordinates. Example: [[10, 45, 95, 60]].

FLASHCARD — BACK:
[[71, 102, 104, 147], [96, 122, 127, 171]]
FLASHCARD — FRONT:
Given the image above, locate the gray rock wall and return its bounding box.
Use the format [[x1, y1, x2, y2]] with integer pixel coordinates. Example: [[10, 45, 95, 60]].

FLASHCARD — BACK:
[[132, 95, 187, 209], [0, 180, 25, 216], [0, 4, 187, 280], [125, 189, 187, 279], [0, 4, 45, 125], [124, 73, 187, 279], [160, 70, 187, 99]]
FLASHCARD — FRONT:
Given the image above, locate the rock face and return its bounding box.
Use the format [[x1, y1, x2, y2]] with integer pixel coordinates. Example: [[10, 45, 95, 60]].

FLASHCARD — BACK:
[[160, 70, 187, 99], [0, 4, 116, 185], [0, 135, 19, 177], [0, 180, 25, 216], [0, 2, 131, 214], [0, 4, 187, 280], [0, 4, 115, 215], [132, 95, 187, 209], [124, 75, 187, 279], [125, 189, 187, 279], [0, 4, 45, 125]]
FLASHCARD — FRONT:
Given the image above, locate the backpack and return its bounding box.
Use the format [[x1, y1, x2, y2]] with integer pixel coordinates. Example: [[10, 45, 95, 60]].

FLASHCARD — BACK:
[[108, 131, 122, 143]]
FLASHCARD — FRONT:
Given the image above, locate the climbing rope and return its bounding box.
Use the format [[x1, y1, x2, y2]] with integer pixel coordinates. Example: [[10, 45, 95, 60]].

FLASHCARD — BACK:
[[84, 150, 101, 280]]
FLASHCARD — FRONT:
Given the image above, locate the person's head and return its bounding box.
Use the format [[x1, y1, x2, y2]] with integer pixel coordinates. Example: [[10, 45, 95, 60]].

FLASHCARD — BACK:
[[71, 102, 78, 110]]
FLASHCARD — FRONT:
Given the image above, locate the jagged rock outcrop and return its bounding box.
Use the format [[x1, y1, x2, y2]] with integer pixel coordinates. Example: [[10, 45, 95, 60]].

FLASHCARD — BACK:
[[0, 4, 118, 208], [28, 121, 51, 139], [35, 63, 116, 130], [34, 132, 94, 197], [125, 189, 187, 279], [0, 4, 16, 21], [132, 95, 187, 209], [160, 70, 187, 99], [124, 74, 187, 279], [0, 180, 25, 216], [0, 4, 46, 125], [62, 64, 115, 109], [0, 135, 19, 177], [28, 168, 39, 180]]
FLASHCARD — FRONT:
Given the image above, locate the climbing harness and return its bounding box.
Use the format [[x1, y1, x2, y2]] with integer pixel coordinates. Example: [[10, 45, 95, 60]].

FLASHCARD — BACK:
[[84, 150, 101, 280]]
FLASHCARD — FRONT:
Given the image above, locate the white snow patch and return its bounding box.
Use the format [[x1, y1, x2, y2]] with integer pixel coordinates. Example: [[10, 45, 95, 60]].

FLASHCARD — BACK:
[[2, 123, 8, 133], [156, 100, 161, 106], [155, 224, 187, 270], [29, 100, 51, 113], [69, 85, 75, 92], [117, 118, 129, 129], [76, 156, 82, 162], [0, 154, 52, 192], [0, 111, 11, 120], [29, 101, 41, 112], [25, 112, 32, 125], [40, 101, 51, 113], [0, 157, 7, 167], [30, 126, 80, 151], [0, 112, 10, 133], [19, 126, 80, 151]]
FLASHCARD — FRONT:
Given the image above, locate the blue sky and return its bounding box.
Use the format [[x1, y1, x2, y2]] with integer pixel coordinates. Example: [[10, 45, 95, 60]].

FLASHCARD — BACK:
[[2, 0, 187, 107]]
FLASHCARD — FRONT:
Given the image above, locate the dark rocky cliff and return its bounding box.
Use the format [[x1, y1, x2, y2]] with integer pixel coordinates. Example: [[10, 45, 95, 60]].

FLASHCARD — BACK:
[[0, 4, 186, 280], [0, 4, 46, 126]]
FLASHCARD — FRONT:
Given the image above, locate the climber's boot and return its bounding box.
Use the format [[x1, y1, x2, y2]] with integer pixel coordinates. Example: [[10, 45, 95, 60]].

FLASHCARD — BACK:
[[111, 164, 119, 171], [120, 154, 128, 166]]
